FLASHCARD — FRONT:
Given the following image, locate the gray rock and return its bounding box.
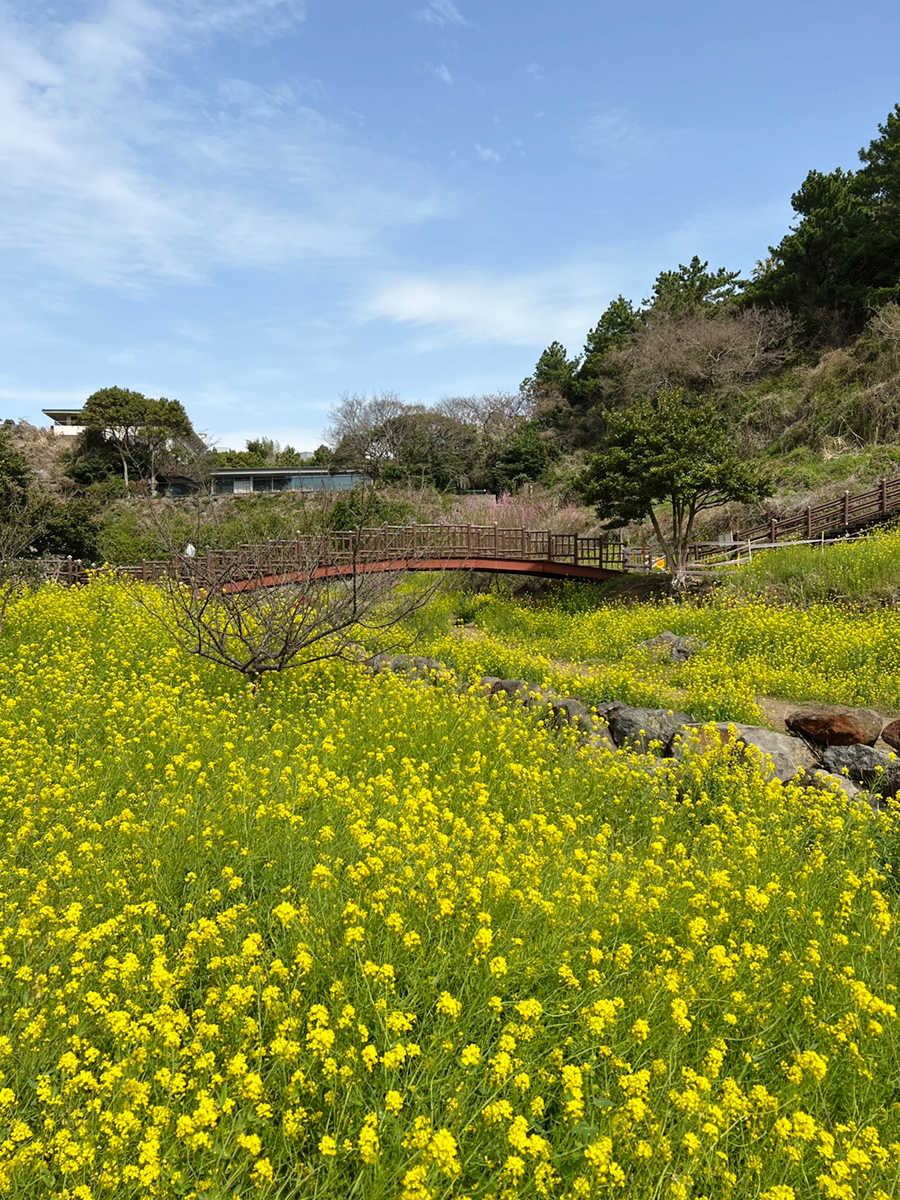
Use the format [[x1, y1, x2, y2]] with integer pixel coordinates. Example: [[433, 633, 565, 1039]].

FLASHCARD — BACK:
[[785, 703, 883, 747], [580, 726, 617, 754], [369, 653, 445, 679], [490, 678, 532, 701], [640, 631, 707, 663], [479, 675, 503, 693], [606, 705, 696, 753], [803, 768, 862, 800], [666, 722, 732, 757], [720, 724, 816, 783], [549, 696, 594, 731], [820, 744, 900, 797]]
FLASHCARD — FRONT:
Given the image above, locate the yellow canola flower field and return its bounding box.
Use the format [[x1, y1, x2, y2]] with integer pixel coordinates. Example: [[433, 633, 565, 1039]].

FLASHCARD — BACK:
[[406, 583, 900, 722], [1, 581, 900, 1200]]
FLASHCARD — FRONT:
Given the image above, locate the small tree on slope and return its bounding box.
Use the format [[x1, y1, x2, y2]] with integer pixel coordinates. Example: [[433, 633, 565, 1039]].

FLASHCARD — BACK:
[[577, 389, 771, 586]]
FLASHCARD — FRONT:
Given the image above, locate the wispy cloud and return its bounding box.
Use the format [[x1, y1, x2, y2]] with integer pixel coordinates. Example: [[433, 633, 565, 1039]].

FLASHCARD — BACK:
[[434, 63, 453, 84], [474, 144, 502, 164], [525, 62, 542, 82], [574, 106, 672, 173], [359, 263, 622, 348], [412, 0, 469, 28], [0, 1, 447, 290], [177, 0, 307, 38]]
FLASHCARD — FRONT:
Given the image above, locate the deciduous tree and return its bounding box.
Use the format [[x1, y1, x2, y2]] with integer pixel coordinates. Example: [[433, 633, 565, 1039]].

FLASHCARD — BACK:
[[140, 528, 440, 689]]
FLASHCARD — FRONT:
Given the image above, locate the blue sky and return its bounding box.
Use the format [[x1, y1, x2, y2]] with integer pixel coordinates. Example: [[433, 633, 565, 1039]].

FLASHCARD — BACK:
[[2, 0, 899, 451]]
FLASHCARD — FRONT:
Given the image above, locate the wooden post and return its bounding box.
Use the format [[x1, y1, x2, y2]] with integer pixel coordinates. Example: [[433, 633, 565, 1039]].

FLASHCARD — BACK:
[[844, 491, 850, 526], [67, 555, 73, 586], [493, 523, 498, 556], [769, 517, 777, 544], [573, 534, 579, 567], [806, 507, 813, 539], [882, 478, 888, 514]]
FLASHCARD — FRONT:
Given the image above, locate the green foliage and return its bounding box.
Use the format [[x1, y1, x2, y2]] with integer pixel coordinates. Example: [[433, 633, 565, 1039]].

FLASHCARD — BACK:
[[327, 487, 417, 531], [645, 255, 745, 315], [0, 426, 32, 518], [521, 339, 580, 405], [63, 427, 126, 492], [32, 497, 102, 561], [490, 421, 560, 491], [81, 386, 196, 489], [721, 522, 900, 607], [578, 390, 772, 577], [217, 438, 306, 469], [749, 104, 900, 344]]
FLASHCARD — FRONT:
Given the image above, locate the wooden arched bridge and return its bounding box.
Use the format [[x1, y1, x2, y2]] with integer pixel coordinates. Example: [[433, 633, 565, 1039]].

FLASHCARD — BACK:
[[58, 524, 640, 588], [36, 471, 900, 589]]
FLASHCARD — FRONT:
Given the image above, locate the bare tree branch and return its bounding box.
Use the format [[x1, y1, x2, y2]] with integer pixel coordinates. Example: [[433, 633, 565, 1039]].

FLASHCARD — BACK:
[[134, 529, 442, 688]]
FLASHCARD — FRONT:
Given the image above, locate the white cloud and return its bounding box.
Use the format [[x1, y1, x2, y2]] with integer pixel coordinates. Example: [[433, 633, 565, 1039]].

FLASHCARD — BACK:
[[359, 263, 622, 348], [574, 106, 672, 173], [412, 0, 469, 28], [0, 386, 87, 406], [0, 2, 447, 289], [176, 0, 307, 38], [434, 63, 453, 84], [474, 144, 502, 164], [525, 62, 542, 81]]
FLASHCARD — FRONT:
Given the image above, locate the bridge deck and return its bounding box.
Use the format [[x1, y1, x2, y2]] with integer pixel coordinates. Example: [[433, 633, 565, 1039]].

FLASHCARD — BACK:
[[47, 523, 638, 586]]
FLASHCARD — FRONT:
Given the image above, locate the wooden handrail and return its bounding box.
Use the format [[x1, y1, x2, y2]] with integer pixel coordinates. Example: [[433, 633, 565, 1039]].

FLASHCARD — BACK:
[[18, 524, 634, 586], [689, 470, 900, 563]]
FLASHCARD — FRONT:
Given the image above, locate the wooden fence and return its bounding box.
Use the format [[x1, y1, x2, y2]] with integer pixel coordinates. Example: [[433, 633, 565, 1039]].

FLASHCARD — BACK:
[[688, 474, 900, 565], [32, 524, 638, 586]]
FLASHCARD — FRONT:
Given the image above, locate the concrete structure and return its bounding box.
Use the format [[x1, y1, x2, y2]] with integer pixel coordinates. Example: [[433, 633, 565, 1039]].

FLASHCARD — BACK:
[[42, 408, 86, 436], [211, 468, 369, 495]]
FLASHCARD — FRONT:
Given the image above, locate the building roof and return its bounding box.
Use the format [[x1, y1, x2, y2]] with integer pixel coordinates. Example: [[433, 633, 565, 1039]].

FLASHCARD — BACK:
[[42, 408, 85, 422]]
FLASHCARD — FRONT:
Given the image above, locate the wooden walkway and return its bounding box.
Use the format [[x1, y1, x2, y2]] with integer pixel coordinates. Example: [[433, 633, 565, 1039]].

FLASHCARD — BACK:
[[52, 524, 636, 587], [689, 473, 900, 565]]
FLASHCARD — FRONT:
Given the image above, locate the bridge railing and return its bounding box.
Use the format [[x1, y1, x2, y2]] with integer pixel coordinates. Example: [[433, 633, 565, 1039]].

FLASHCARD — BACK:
[[23, 523, 632, 585]]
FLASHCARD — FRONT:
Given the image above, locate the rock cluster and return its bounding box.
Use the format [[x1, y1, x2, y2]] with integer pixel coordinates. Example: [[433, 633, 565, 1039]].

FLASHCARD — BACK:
[[368, 635, 898, 810]]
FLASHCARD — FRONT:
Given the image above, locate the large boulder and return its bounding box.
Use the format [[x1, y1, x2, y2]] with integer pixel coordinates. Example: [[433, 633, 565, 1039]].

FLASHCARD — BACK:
[[490, 679, 532, 701], [881, 717, 900, 752], [640, 631, 707, 663], [667, 722, 733, 757], [580, 726, 617, 755], [724, 724, 816, 783], [606, 705, 695, 753], [785, 703, 883, 747], [802, 768, 862, 801], [548, 695, 594, 732], [369, 653, 446, 679], [820, 745, 900, 797]]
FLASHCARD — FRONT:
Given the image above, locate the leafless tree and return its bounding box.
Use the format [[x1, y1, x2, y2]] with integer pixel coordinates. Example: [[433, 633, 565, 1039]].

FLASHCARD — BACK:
[[324, 391, 409, 475], [136, 527, 442, 689], [0, 493, 51, 635], [437, 391, 534, 442], [612, 307, 792, 400]]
